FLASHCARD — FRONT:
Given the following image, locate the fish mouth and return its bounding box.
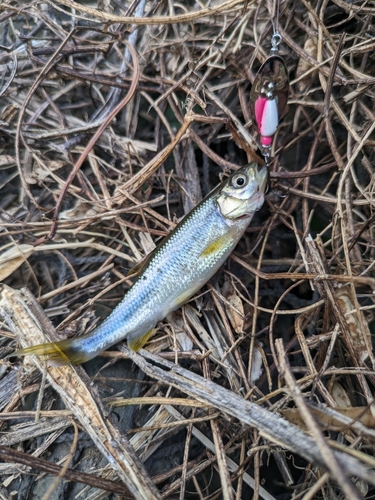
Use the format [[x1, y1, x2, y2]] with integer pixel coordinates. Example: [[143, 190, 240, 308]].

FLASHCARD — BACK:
[[233, 192, 265, 220], [235, 213, 252, 220], [256, 165, 269, 193]]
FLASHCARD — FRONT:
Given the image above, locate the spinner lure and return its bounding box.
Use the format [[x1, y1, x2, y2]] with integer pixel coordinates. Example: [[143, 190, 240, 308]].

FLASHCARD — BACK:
[[250, 34, 289, 162]]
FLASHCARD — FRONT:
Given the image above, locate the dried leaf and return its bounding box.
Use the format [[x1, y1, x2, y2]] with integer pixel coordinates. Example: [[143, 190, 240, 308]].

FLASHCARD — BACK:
[[336, 285, 372, 362], [0, 244, 34, 281], [296, 37, 318, 92], [167, 311, 194, 351], [59, 200, 102, 220], [139, 232, 156, 255], [222, 279, 244, 333], [355, 478, 369, 496], [175, 332, 193, 351], [0, 155, 16, 167], [331, 382, 351, 408], [32, 159, 66, 181], [250, 345, 263, 383]]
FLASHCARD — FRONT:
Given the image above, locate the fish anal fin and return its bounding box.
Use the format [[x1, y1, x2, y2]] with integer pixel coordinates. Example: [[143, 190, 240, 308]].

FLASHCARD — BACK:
[[173, 289, 194, 308], [12, 340, 89, 366], [128, 329, 155, 352], [200, 234, 230, 258]]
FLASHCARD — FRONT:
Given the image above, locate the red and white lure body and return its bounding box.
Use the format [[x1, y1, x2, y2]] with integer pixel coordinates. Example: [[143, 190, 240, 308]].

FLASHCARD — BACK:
[[250, 55, 289, 157], [254, 93, 279, 147], [249, 0, 290, 166]]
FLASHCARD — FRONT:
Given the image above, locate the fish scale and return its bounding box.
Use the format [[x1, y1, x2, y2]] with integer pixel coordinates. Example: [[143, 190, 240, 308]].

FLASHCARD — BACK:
[[14, 162, 267, 365]]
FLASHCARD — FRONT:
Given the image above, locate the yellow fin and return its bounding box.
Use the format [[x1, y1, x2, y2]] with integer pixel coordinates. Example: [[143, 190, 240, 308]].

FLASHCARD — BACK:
[[127, 259, 145, 277], [127, 248, 157, 277], [200, 234, 230, 258], [174, 289, 194, 308], [128, 329, 155, 352], [12, 340, 89, 366]]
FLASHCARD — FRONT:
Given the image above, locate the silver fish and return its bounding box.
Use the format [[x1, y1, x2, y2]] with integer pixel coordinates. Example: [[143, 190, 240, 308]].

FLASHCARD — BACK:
[[15, 162, 267, 364]]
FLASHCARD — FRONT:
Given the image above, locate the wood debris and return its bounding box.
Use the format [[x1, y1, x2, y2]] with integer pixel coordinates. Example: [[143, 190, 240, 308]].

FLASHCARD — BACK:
[[0, 1, 375, 498]]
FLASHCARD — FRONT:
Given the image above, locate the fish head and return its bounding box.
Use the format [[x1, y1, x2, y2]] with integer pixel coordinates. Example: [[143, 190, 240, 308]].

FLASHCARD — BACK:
[[216, 162, 268, 220]]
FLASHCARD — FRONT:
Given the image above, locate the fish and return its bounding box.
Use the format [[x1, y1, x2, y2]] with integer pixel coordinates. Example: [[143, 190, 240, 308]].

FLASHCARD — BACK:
[[14, 162, 267, 365]]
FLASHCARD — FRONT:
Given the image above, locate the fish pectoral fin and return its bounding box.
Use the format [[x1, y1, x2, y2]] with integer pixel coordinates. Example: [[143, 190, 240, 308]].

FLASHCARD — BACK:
[[199, 233, 230, 258], [128, 328, 155, 352]]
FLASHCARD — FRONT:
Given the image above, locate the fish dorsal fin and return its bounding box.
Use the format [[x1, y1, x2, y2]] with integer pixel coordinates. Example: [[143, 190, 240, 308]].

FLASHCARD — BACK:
[[128, 328, 155, 352], [127, 259, 145, 277], [127, 247, 158, 277]]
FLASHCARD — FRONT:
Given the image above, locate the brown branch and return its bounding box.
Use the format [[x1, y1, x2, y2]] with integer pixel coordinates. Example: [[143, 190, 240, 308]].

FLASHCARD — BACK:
[[0, 445, 131, 497], [231, 254, 375, 286], [47, 0, 244, 24]]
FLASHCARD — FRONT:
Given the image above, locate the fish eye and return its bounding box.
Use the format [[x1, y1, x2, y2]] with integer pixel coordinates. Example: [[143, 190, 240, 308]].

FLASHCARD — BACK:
[[232, 174, 247, 188]]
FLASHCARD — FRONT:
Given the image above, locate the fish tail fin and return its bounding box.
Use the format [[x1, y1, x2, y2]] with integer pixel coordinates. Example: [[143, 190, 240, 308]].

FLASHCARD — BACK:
[[12, 339, 90, 366]]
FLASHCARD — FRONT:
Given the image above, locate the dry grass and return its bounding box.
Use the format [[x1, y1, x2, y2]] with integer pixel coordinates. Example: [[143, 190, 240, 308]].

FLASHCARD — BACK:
[[0, 0, 375, 499]]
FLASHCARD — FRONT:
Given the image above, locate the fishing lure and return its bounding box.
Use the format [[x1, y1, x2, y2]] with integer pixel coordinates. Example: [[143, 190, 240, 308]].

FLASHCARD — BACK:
[[14, 162, 267, 365], [250, 2, 290, 164], [250, 54, 289, 152]]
